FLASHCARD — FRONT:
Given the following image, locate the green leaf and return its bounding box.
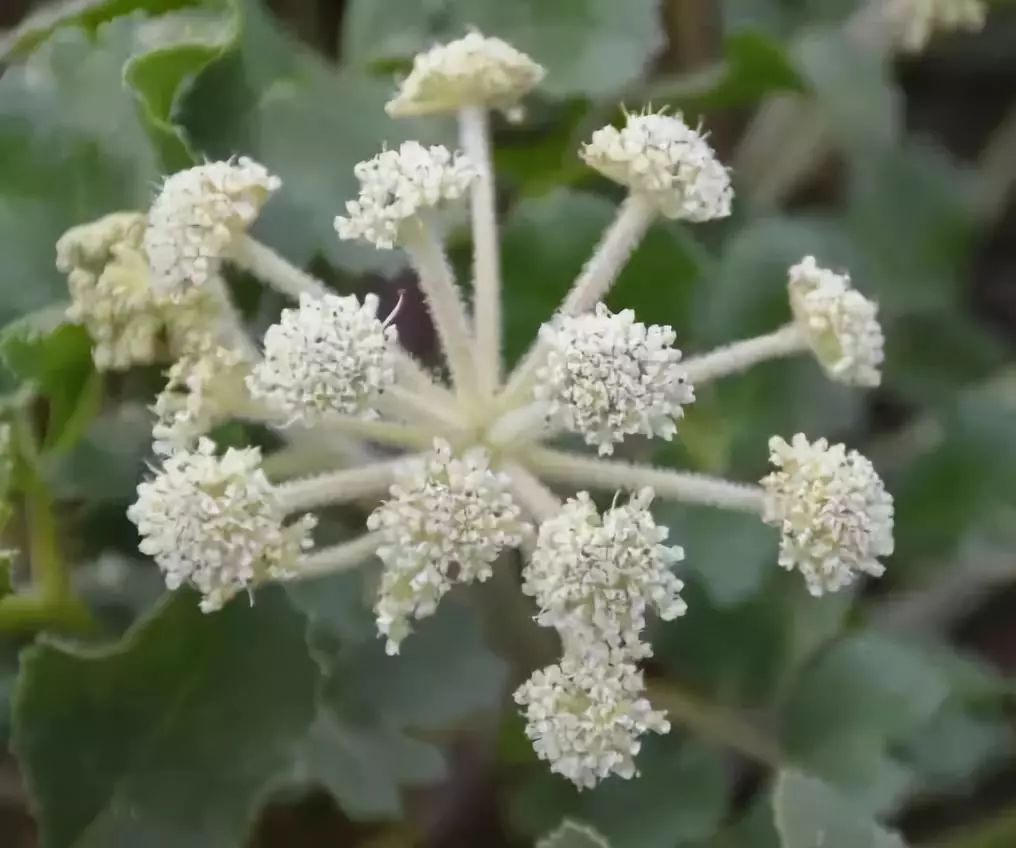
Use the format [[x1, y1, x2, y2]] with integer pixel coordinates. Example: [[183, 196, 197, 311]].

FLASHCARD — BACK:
[[0, 311, 101, 454], [773, 770, 907, 848], [288, 574, 508, 820], [0, 0, 202, 60], [510, 737, 728, 848], [537, 820, 611, 848], [781, 632, 950, 811], [500, 189, 706, 366], [182, 0, 449, 271], [0, 20, 160, 325], [643, 32, 804, 112], [342, 0, 664, 98], [123, 2, 241, 168], [12, 589, 318, 848]]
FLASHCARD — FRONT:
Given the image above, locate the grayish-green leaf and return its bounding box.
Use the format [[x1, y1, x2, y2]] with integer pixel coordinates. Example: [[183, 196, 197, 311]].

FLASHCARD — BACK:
[[773, 770, 907, 848], [12, 589, 318, 848], [342, 0, 664, 97], [537, 819, 611, 848]]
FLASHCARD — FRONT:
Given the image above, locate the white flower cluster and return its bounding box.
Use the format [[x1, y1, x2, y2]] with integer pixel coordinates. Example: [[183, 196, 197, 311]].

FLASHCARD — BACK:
[[522, 489, 685, 659], [761, 434, 894, 597], [386, 31, 545, 117], [514, 652, 670, 789], [152, 345, 252, 456], [145, 158, 281, 295], [517, 489, 682, 786], [367, 440, 530, 654], [334, 142, 476, 250], [57, 212, 215, 369], [788, 256, 884, 387], [887, 0, 987, 52], [582, 111, 733, 221], [247, 292, 398, 425], [48, 26, 901, 792], [536, 304, 694, 455], [127, 438, 315, 612]]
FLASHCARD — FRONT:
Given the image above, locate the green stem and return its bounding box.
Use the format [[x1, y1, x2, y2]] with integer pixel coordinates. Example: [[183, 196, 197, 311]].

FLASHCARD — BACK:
[[648, 678, 784, 768], [24, 477, 68, 599], [0, 592, 93, 635]]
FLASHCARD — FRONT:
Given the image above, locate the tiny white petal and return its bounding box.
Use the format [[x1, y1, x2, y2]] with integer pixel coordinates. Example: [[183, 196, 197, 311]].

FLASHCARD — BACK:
[[514, 651, 670, 789], [536, 303, 694, 455], [368, 439, 530, 654], [761, 433, 894, 596], [128, 438, 315, 612], [581, 111, 732, 221], [788, 256, 885, 388], [152, 345, 252, 456], [386, 31, 544, 117], [144, 158, 281, 296], [523, 488, 686, 659], [247, 292, 398, 424], [886, 0, 987, 52], [334, 142, 476, 250], [58, 213, 218, 370]]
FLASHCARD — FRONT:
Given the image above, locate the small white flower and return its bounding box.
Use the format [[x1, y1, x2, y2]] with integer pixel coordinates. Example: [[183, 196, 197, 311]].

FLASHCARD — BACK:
[[145, 157, 281, 296], [761, 433, 894, 597], [514, 651, 670, 789], [58, 213, 217, 369], [335, 142, 476, 250], [386, 31, 545, 117], [523, 489, 685, 659], [581, 110, 732, 221], [536, 304, 694, 456], [128, 438, 315, 612], [788, 256, 885, 388], [887, 0, 987, 52], [367, 439, 530, 654], [247, 292, 398, 424], [153, 345, 252, 456]]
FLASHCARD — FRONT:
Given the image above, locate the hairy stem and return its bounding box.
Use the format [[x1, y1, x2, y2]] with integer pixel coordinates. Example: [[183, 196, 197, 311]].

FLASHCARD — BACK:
[[313, 414, 437, 450], [525, 447, 765, 513], [295, 533, 382, 580], [275, 457, 412, 513], [459, 105, 503, 394], [683, 324, 806, 384], [229, 235, 331, 300], [394, 350, 453, 403], [402, 223, 479, 399], [499, 194, 656, 409], [487, 401, 553, 448], [378, 386, 465, 430], [503, 461, 562, 523]]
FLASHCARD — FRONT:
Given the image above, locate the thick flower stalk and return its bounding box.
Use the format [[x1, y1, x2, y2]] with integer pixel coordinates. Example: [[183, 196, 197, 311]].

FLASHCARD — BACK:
[[52, 31, 897, 789]]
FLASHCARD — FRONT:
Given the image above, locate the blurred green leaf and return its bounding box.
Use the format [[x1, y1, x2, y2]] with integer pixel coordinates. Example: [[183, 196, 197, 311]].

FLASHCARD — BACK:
[[537, 820, 611, 848], [499, 189, 707, 366], [644, 32, 804, 112], [510, 737, 728, 848], [12, 589, 318, 848], [0, 311, 102, 454], [781, 632, 950, 811], [123, 2, 241, 168], [342, 0, 664, 98], [773, 770, 907, 848], [0, 0, 202, 59], [0, 20, 161, 324]]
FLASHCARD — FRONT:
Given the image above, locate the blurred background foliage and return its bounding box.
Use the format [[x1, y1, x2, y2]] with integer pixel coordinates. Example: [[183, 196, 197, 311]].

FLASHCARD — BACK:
[[1, 0, 1016, 846]]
